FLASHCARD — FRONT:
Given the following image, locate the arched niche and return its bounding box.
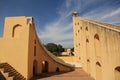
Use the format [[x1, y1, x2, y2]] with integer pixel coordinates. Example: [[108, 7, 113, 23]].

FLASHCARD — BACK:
[[96, 61, 102, 80], [12, 24, 22, 37], [87, 59, 91, 75], [94, 33, 101, 57], [114, 66, 120, 80], [96, 61, 102, 67], [94, 33, 99, 40], [86, 38, 89, 43]]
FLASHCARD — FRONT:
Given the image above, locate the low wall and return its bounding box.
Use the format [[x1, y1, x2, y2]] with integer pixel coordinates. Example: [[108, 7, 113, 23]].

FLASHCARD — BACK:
[[58, 56, 76, 62]]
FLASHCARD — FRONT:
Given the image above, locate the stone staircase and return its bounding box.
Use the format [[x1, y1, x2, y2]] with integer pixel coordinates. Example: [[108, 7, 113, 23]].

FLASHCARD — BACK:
[[0, 71, 6, 80], [0, 63, 26, 80]]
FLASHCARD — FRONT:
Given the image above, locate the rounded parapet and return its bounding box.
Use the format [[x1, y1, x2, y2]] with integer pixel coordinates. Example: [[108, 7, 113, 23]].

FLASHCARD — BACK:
[[72, 11, 78, 17]]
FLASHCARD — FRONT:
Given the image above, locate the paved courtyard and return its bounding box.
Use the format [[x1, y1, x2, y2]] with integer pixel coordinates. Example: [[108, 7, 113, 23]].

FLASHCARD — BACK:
[[31, 69, 94, 80]]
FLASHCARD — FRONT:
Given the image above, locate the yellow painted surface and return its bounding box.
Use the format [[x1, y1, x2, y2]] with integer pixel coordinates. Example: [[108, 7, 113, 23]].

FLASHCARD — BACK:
[[58, 56, 76, 62], [73, 12, 120, 80], [0, 13, 120, 80], [0, 16, 73, 80]]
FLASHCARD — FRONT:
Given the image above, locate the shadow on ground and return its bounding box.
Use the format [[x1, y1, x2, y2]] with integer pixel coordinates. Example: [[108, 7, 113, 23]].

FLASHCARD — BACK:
[[30, 71, 74, 80]]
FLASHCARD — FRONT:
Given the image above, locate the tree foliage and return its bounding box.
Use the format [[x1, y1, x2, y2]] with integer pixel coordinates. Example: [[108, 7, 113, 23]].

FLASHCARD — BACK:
[[71, 47, 74, 52], [45, 43, 64, 56]]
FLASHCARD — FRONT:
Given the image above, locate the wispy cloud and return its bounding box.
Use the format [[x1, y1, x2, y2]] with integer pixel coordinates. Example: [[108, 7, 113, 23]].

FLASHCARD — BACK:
[[81, 0, 120, 24], [36, 0, 120, 48], [36, 0, 77, 48], [101, 8, 120, 19]]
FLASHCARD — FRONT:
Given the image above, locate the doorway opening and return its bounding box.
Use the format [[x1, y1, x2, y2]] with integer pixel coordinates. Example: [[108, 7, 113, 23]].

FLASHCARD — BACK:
[[42, 61, 48, 73], [56, 67, 60, 72], [33, 60, 37, 75]]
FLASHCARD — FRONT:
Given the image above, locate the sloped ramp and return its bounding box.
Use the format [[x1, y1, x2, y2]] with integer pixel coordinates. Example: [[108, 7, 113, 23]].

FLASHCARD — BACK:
[[38, 38, 75, 68]]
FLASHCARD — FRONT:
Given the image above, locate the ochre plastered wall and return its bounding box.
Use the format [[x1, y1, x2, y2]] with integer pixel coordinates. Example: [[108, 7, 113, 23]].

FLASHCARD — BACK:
[[73, 14, 120, 80], [0, 16, 73, 80], [27, 21, 73, 79], [58, 56, 76, 62], [0, 16, 29, 78]]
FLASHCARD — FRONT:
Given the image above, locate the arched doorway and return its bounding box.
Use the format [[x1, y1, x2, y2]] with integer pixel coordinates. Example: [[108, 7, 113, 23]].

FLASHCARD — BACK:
[[115, 66, 120, 80], [96, 62, 102, 80], [56, 67, 60, 72], [42, 61, 48, 73], [33, 60, 37, 75]]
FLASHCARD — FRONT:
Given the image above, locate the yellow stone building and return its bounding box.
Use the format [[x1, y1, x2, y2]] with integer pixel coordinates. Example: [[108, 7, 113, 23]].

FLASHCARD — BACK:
[[0, 16, 74, 80], [73, 11, 120, 80], [61, 48, 72, 56], [0, 12, 120, 80]]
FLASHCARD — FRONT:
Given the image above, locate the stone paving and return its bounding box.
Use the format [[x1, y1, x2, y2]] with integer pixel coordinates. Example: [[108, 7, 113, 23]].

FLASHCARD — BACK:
[[32, 69, 94, 80]]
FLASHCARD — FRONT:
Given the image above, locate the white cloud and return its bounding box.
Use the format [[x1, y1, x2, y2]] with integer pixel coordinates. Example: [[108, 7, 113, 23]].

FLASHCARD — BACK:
[[36, 0, 78, 48], [81, 1, 120, 24], [39, 21, 73, 47], [101, 8, 120, 19], [100, 7, 120, 24], [36, 0, 120, 48]]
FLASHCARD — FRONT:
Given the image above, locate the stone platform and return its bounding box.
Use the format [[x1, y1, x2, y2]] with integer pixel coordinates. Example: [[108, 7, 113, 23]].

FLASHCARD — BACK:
[[31, 69, 94, 80]]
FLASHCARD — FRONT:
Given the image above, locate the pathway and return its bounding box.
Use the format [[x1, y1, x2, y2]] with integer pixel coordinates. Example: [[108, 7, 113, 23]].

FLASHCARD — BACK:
[[31, 69, 94, 80]]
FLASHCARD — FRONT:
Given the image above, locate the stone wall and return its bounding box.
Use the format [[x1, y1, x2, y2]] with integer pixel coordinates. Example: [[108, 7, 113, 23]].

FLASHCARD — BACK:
[[73, 14, 120, 80], [0, 16, 74, 80]]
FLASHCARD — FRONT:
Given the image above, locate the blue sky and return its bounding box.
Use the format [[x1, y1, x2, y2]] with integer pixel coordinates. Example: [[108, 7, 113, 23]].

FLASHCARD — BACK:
[[0, 0, 120, 48]]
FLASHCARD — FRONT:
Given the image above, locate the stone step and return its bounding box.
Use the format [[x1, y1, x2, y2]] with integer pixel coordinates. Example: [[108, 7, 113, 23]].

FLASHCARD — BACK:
[[0, 63, 26, 80], [3, 72, 9, 78], [0, 69, 13, 80], [0, 68, 4, 72], [0, 71, 6, 80], [7, 76, 13, 80]]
